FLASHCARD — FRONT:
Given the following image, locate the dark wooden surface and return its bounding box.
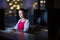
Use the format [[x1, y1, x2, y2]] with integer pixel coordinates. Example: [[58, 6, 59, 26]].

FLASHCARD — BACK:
[[0, 30, 37, 40], [0, 29, 48, 40]]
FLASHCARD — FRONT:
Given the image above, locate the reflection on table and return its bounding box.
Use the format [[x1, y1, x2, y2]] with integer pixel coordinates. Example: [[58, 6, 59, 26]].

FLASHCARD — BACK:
[[0, 30, 37, 40]]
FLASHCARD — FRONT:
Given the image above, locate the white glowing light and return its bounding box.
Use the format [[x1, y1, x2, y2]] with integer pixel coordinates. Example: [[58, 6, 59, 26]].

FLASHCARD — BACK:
[[40, 1, 44, 3], [16, 5, 20, 9], [10, 7, 14, 10]]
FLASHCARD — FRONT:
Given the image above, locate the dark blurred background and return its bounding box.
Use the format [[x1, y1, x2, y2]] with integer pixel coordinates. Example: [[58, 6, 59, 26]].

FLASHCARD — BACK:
[[0, 0, 48, 40], [0, 0, 48, 30], [0, 0, 60, 40]]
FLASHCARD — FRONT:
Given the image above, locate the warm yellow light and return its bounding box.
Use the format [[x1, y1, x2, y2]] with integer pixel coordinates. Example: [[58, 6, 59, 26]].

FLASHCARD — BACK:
[[6, 0, 10, 2], [13, 5, 16, 7], [34, 2, 38, 5], [17, 0, 20, 1], [16, 5, 20, 9], [15, 1, 17, 4], [9, 10, 12, 13], [40, 1, 44, 3], [10, 7, 14, 10], [13, 0, 16, 1], [9, 3, 12, 6]]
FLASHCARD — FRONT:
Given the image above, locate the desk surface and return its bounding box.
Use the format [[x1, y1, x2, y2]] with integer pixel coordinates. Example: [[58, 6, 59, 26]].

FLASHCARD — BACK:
[[0, 30, 37, 40], [0, 29, 48, 40]]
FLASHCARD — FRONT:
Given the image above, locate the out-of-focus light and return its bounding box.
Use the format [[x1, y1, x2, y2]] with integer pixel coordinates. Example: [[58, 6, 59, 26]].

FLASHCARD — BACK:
[[13, 0, 16, 1], [10, 7, 14, 10], [40, 4, 43, 7], [14, 1, 17, 4], [13, 5, 16, 7], [5, 13, 8, 15], [9, 3, 12, 6], [34, 2, 38, 5], [20, 3, 22, 6], [6, 0, 10, 2], [15, 14, 17, 16], [9, 10, 12, 13], [40, 1, 44, 3], [16, 5, 20, 10], [33, 4, 35, 8], [17, 0, 20, 1], [44, 1, 46, 3]]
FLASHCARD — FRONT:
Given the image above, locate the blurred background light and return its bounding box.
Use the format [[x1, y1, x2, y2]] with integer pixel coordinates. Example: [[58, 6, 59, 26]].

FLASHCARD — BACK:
[[9, 3, 12, 6], [5, 12, 8, 15], [13, 0, 16, 1], [14, 1, 17, 4], [44, 0, 46, 3], [9, 10, 12, 13], [13, 5, 16, 7], [34, 2, 38, 5], [20, 3, 22, 6], [6, 0, 10, 2], [10, 7, 14, 10], [33, 4, 35, 8], [16, 5, 20, 9], [15, 14, 17, 16], [40, 1, 44, 3], [17, 0, 20, 1]]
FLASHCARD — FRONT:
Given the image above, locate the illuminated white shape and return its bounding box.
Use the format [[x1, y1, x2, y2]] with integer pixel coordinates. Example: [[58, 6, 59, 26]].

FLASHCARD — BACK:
[[13, 0, 16, 1], [44, 1, 46, 3], [10, 7, 14, 10], [9, 10, 12, 13], [6, 0, 10, 2], [13, 5, 16, 7], [15, 1, 17, 4], [40, 1, 44, 3], [34, 2, 38, 5], [33, 4, 35, 8], [9, 3, 12, 6], [17, 0, 20, 1], [16, 5, 20, 9]]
